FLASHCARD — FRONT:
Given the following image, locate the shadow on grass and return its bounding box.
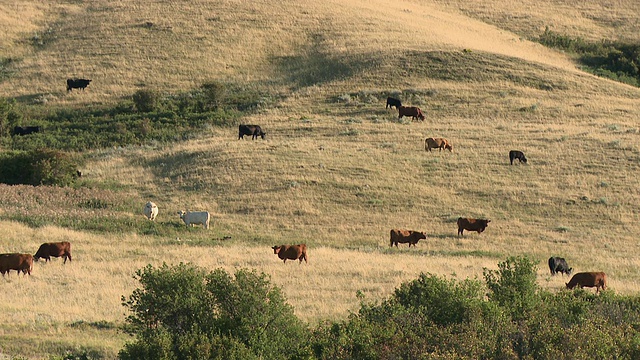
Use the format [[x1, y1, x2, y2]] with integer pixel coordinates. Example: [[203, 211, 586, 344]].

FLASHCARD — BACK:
[[270, 32, 378, 90]]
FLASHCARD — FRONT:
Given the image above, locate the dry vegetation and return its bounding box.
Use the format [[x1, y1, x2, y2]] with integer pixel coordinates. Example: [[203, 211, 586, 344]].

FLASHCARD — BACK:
[[1, 0, 640, 358]]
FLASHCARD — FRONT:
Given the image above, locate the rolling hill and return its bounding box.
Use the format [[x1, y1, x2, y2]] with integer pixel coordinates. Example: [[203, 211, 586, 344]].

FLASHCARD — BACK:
[[0, 0, 640, 358]]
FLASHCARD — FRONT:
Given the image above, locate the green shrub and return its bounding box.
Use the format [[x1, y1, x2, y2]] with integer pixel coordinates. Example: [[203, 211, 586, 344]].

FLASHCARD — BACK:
[[120, 264, 311, 360], [538, 27, 640, 87], [0, 149, 79, 186], [484, 256, 539, 322], [132, 89, 159, 113], [392, 273, 484, 326]]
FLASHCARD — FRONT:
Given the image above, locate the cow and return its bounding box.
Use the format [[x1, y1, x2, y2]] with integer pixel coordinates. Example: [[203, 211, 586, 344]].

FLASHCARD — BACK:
[[12, 126, 41, 136], [389, 229, 427, 248], [0, 253, 33, 276], [144, 201, 159, 221], [386, 97, 402, 109], [398, 106, 425, 121], [509, 150, 527, 165], [457, 217, 491, 236], [238, 124, 266, 140], [566, 272, 607, 293], [34, 242, 72, 264], [548, 257, 572, 276], [67, 78, 92, 92], [272, 244, 308, 264], [178, 210, 210, 229], [425, 137, 453, 152]]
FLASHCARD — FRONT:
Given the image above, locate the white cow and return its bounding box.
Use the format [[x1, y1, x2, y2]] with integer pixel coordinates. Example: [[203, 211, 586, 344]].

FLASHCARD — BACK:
[[143, 201, 158, 221], [178, 210, 210, 229]]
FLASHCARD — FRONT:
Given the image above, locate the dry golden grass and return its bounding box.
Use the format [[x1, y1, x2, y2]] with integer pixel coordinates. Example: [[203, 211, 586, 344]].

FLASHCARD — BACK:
[[1, 0, 640, 358]]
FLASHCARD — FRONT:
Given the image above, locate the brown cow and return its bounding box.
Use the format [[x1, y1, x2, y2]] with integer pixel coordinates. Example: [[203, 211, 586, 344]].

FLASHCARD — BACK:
[[34, 242, 72, 264], [0, 253, 33, 276], [272, 244, 308, 264], [390, 229, 427, 247], [425, 137, 453, 152], [457, 217, 491, 236], [566, 272, 607, 293], [398, 106, 425, 121]]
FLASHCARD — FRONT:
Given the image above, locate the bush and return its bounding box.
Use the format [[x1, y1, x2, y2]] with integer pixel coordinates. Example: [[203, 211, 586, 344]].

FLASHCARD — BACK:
[[484, 256, 539, 322], [0, 149, 80, 186], [538, 27, 640, 87], [132, 90, 159, 113], [392, 273, 484, 326], [119, 264, 311, 360]]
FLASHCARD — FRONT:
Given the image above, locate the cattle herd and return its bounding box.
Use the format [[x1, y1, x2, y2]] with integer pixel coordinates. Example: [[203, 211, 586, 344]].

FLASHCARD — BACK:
[[383, 96, 606, 293], [3, 94, 607, 294]]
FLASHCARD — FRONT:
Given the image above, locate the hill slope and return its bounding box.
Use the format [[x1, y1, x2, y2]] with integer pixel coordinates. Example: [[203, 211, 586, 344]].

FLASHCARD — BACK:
[[1, 1, 640, 359]]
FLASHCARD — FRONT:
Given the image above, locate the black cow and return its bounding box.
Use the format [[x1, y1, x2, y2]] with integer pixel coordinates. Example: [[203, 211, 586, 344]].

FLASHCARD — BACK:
[[548, 257, 572, 276], [12, 126, 41, 136], [386, 97, 402, 109], [238, 125, 266, 140], [67, 78, 92, 92], [509, 150, 527, 165]]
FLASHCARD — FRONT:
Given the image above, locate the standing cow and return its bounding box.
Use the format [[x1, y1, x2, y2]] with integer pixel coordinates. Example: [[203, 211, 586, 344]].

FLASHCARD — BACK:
[[386, 97, 402, 109], [272, 244, 308, 264], [457, 217, 491, 236], [425, 137, 453, 152], [12, 126, 41, 136], [67, 78, 92, 92], [238, 125, 266, 140], [389, 229, 427, 247], [398, 106, 425, 121], [144, 201, 159, 221], [566, 272, 607, 293], [509, 150, 527, 165], [548, 257, 572, 276], [34, 242, 72, 264], [178, 210, 210, 229], [0, 253, 33, 276]]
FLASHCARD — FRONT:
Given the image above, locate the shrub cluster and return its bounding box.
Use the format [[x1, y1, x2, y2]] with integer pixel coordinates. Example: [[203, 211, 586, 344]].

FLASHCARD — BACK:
[[538, 27, 640, 87], [0, 149, 79, 186], [120, 257, 640, 360], [1, 82, 276, 152]]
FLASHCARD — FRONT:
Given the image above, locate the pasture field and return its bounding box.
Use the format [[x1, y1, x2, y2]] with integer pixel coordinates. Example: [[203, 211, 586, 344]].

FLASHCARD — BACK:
[[1, 0, 640, 358]]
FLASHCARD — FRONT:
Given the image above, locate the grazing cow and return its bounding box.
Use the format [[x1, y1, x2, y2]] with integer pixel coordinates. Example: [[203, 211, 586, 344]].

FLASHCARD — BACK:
[[548, 257, 572, 276], [398, 106, 425, 121], [238, 124, 266, 140], [178, 210, 210, 229], [67, 78, 92, 92], [12, 126, 41, 136], [386, 97, 402, 109], [34, 242, 72, 264], [0, 253, 33, 276], [509, 150, 527, 165], [272, 244, 308, 264], [389, 229, 427, 248], [566, 272, 607, 293], [457, 217, 491, 236], [144, 201, 159, 221], [425, 137, 453, 152]]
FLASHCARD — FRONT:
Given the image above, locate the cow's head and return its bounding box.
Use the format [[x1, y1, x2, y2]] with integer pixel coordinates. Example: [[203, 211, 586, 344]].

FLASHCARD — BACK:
[[417, 232, 427, 240], [445, 144, 453, 152], [177, 210, 186, 219], [272, 245, 282, 254], [260, 132, 266, 139]]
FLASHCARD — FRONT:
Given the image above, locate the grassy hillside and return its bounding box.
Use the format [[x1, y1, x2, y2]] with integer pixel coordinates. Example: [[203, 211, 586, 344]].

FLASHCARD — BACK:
[[1, 0, 640, 358]]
